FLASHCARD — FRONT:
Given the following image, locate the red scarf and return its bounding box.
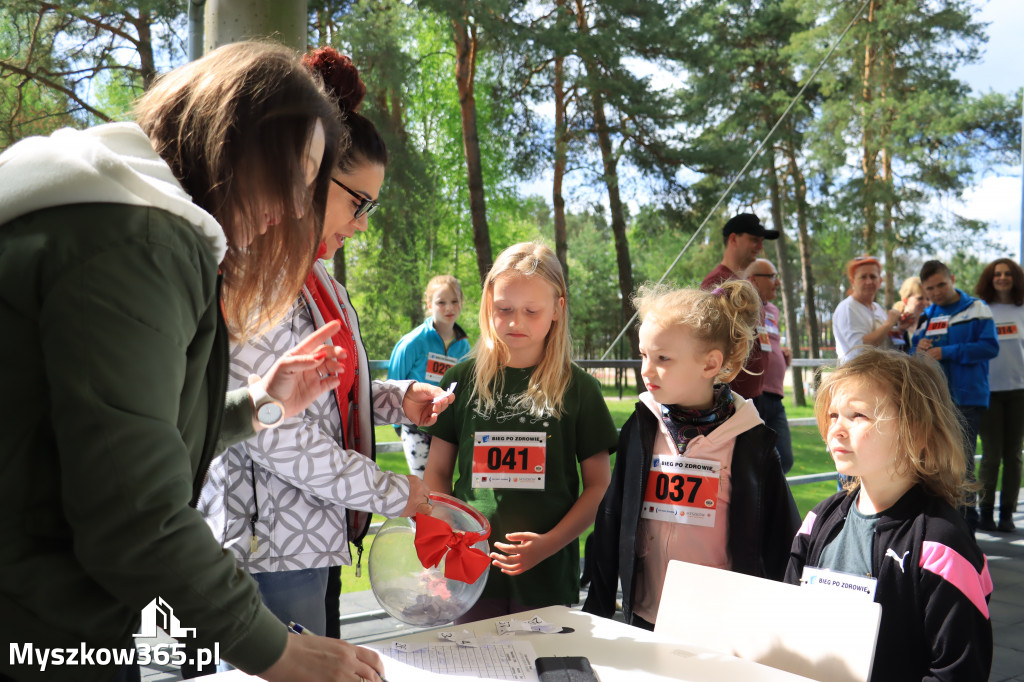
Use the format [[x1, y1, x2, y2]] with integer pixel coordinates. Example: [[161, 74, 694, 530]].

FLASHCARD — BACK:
[[304, 244, 359, 447]]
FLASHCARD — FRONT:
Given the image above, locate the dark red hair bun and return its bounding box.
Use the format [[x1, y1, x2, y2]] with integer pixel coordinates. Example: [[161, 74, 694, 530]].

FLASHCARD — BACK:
[[303, 46, 365, 113]]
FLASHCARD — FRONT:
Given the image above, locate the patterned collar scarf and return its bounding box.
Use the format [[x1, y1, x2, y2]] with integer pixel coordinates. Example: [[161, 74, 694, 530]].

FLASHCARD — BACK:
[[659, 384, 735, 455]]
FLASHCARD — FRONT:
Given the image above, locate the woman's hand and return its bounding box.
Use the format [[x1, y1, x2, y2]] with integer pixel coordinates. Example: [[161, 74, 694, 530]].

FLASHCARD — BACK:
[[400, 474, 434, 517], [402, 382, 456, 427], [259, 631, 384, 682], [490, 532, 557, 576], [251, 321, 346, 430]]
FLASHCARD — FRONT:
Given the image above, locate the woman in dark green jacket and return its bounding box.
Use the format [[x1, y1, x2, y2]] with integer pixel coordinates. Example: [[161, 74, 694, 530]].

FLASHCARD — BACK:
[[0, 42, 386, 682]]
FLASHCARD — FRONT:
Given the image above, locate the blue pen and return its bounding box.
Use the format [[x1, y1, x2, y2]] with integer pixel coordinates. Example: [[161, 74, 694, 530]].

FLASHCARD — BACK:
[[288, 621, 314, 636], [289, 621, 389, 682]]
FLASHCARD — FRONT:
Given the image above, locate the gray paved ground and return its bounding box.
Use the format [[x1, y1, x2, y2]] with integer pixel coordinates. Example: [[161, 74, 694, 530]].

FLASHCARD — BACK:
[[981, 500, 1024, 682], [143, 492, 1024, 681]]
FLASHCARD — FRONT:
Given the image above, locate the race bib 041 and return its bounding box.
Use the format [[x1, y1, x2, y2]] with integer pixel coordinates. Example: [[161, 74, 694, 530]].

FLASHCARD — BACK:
[[471, 432, 546, 490]]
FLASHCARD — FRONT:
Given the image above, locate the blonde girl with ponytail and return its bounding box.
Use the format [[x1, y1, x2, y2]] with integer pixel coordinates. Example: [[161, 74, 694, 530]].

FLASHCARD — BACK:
[[583, 280, 799, 630]]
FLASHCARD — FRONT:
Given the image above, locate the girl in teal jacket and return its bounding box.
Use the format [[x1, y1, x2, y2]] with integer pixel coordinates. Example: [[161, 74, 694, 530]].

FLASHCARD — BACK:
[[388, 275, 471, 475]]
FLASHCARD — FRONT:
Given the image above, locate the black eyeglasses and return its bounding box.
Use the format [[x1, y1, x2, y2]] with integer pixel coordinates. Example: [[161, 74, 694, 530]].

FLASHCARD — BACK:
[[752, 273, 779, 281], [331, 178, 380, 219]]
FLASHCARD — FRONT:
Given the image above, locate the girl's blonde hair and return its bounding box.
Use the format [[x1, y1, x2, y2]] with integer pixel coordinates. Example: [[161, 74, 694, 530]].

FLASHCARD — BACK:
[[814, 348, 969, 506], [893, 276, 923, 313], [634, 280, 761, 383], [473, 242, 571, 418], [424, 275, 464, 310]]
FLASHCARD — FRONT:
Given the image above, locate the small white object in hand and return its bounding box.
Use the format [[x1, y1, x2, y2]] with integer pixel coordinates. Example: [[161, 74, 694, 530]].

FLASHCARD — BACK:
[[432, 381, 458, 404]]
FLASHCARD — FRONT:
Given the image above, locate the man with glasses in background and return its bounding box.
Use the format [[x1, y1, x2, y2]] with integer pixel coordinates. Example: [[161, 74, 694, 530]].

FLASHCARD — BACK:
[[748, 259, 794, 474]]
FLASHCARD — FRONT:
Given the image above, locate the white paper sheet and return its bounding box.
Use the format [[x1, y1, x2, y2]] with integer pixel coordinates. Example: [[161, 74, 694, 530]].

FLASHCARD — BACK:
[[372, 641, 538, 681]]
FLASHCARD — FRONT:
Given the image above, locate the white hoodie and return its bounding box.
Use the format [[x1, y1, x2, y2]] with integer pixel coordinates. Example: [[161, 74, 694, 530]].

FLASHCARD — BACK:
[[0, 122, 226, 262]]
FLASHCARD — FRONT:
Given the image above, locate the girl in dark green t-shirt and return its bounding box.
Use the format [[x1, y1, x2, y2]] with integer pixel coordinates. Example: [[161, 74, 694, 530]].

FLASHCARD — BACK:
[[424, 243, 617, 621]]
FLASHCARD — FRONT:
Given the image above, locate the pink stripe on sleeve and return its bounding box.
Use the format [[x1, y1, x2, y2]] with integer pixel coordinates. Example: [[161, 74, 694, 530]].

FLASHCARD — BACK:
[[919, 541, 993, 619], [797, 511, 817, 536]]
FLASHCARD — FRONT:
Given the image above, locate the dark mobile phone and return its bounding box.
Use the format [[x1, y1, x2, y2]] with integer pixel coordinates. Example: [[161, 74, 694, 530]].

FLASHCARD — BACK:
[[535, 656, 599, 682]]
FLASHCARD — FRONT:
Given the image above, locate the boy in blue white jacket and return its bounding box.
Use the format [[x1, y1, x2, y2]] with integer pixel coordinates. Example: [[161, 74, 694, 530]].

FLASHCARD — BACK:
[[912, 260, 998, 531]]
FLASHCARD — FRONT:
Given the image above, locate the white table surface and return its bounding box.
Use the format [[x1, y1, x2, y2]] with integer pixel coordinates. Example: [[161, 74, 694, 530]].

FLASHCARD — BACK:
[[196, 606, 816, 681]]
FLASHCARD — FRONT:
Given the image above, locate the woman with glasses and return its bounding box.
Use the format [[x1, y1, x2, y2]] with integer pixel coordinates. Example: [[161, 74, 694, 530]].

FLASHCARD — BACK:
[[832, 256, 913, 362], [198, 47, 449, 644], [974, 258, 1024, 532]]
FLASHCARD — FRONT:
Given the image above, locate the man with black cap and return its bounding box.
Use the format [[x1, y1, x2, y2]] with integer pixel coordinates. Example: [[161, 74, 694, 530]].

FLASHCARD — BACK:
[[700, 213, 780, 400], [701, 213, 780, 289]]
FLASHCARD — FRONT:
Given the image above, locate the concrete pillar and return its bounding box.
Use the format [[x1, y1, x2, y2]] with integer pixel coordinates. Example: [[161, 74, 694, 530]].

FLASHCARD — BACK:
[[204, 0, 307, 52]]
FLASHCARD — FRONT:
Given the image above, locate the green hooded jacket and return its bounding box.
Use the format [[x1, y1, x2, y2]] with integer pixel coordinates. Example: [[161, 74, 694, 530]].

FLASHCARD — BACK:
[[0, 124, 286, 681]]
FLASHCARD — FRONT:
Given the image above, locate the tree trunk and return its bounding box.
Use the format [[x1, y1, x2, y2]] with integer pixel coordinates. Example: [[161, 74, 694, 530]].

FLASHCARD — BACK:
[[134, 11, 157, 89], [882, 146, 895, 308], [552, 54, 569, 285], [766, 151, 806, 407], [590, 90, 640, 386], [878, 44, 895, 309], [573, 0, 639, 385], [860, 0, 878, 252], [452, 15, 493, 284], [786, 142, 820, 361]]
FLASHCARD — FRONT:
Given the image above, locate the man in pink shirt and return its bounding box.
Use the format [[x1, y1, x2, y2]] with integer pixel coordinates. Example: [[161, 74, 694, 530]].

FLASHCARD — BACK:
[[748, 258, 793, 473], [701, 214, 779, 400]]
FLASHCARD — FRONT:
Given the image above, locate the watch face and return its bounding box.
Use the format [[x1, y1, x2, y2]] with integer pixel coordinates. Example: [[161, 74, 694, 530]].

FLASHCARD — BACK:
[[257, 402, 284, 426]]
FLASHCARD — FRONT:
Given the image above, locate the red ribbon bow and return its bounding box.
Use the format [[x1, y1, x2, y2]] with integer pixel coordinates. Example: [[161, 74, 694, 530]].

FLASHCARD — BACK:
[[414, 512, 491, 584]]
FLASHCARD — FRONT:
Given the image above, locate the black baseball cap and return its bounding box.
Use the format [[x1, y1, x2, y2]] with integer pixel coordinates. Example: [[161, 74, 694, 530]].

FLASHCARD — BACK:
[[722, 213, 779, 240]]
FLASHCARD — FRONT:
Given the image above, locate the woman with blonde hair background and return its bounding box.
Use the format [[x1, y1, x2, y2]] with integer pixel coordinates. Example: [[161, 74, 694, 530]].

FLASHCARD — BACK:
[[892, 276, 928, 350]]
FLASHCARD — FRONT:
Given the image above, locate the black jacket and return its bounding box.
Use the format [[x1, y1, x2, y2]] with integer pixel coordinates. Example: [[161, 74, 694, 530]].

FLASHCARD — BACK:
[[785, 486, 993, 682], [583, 400, 800, 622]]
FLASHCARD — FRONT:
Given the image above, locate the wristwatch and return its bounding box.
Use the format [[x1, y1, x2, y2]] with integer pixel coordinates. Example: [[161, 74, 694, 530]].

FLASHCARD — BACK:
[[248, 378, 284, 429]]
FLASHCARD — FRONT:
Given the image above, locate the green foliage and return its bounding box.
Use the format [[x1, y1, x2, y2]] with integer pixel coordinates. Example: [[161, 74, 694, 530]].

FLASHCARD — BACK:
[[325, 1, 551, 360], [0, 7, 78, 147], [790, 0, 999, 258], [558, 208, 624, 358], [91, 62, 143, 122], [2, 0, 1018, 366]]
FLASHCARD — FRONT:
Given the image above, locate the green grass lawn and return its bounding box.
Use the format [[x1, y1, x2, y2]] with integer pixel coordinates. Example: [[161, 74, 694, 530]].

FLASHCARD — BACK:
[[341, 383, 840, 595]]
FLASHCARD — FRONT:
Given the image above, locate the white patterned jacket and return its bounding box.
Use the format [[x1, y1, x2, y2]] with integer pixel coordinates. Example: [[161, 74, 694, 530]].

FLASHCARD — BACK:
[[199, 260, 414, 573]]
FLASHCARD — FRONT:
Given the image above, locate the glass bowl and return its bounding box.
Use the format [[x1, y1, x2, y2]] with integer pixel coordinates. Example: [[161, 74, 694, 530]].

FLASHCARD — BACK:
[[368, 492, 490, 626]]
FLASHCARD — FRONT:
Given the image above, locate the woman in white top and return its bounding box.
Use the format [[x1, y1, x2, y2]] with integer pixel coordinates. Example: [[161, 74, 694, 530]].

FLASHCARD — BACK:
[[975, 258, 1024, 532], [832, 256, 913, 362]]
